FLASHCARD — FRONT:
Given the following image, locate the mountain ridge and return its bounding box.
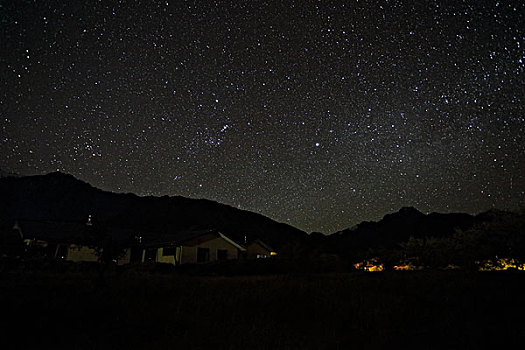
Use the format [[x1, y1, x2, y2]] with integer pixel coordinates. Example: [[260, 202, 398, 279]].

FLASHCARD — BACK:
[[1, 172, 516, 258], [0, 172, 307, 250]]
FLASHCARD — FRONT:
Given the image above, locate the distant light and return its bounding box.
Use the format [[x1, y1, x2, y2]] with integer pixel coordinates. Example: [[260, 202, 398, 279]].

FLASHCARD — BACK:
[[354, 259, 384, 272], [479, 258, 525, 271]]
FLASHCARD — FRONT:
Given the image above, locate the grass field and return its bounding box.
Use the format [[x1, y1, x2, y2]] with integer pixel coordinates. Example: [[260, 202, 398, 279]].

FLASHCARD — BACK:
[[1, 267, 524, 349]]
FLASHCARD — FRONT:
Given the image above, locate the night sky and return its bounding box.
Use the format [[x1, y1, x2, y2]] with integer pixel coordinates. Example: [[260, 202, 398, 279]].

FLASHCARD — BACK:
[[2, 1, 524, 233]]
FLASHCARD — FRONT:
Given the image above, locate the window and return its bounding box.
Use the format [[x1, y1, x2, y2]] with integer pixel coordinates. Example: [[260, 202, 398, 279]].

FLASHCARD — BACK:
[[130, 247, 143, 263], [217, 249, 228, 261], [197, 247, 210, 263], [144, 248, 157, 262], [56, 245, 68, 259], [163, 247, 177, 256]]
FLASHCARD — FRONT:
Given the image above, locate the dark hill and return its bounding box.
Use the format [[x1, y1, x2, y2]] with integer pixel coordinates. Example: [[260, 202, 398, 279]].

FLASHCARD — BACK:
[[323, 206, 481, 256], [0, 172, 307, 250]]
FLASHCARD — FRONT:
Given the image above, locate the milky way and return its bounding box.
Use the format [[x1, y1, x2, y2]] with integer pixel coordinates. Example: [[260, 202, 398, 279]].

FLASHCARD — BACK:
[[2, 1, 524, 233]]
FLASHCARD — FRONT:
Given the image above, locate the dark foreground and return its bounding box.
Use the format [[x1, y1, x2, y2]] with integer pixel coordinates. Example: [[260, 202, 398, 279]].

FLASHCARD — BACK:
[[1, 267, 524, 349]]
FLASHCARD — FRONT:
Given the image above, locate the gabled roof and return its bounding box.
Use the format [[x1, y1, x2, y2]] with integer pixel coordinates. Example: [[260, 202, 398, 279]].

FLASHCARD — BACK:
[[146, 228, 246, 251], [249, 239, 275, 253], [216, 232, 246, 251]]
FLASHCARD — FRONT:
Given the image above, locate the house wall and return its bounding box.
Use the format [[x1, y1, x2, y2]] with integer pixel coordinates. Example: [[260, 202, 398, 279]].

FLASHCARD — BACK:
[[136, 236, 242, 265], [66, 245, 99, 263], [156, 247, 178, 265], [246, 242, 271, 259], [65, 245, 132, 265], [179, 246, 197, 264], [117, 249, 131, 265], [180, 236, 240, 264]]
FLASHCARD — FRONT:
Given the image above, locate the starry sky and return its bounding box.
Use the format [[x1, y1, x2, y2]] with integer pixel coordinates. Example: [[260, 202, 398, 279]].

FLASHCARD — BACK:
[[1, 0, 524, 233]]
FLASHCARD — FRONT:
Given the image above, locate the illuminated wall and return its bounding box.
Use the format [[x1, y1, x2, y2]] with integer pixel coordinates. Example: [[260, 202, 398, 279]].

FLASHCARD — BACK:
[[150, 236, 241, 265], [65, 245, 99, 263]]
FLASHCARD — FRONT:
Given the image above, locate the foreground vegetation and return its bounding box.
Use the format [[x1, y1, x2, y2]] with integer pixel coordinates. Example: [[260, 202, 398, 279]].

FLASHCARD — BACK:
[[1, 266, 524, 349]]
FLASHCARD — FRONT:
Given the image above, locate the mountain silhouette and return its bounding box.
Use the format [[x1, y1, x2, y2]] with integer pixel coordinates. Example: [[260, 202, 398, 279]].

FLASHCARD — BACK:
[[322, 206, 485, 256], [0, 172, 307, 250], [1, 172, 515, 260]]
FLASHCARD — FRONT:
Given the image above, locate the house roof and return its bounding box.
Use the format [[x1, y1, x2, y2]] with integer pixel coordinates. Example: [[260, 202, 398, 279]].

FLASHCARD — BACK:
[[14, 220, 147, 244], [12, 221, 248, 251], [250, 239, 275, 253], [16, 220, 89, 242], [216, 232, 246, 251], [146, 228, 246, 251]]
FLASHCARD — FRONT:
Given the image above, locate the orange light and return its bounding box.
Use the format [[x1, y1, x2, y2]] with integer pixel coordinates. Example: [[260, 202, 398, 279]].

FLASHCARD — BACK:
[[479, 258, 525, 271], [393, 264, 423, 271], [365, 264, 384, 272], [354, 260, 383, 272]]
